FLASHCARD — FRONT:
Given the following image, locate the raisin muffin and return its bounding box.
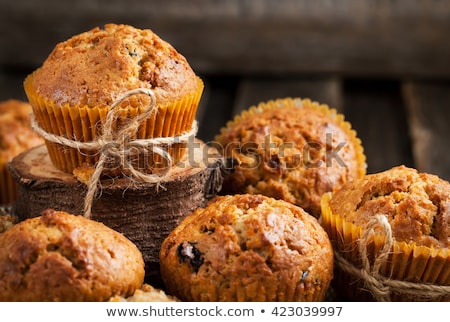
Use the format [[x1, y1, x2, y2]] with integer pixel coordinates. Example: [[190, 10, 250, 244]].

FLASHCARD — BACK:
[[214, 97, 366, 218], [160, 194, 334, 301], [109, 284, 179, 302], [24, 23, 203, 174], [0, 99, 44, 204], [0, 209, 145, 301], [321, 165, 450, 301]]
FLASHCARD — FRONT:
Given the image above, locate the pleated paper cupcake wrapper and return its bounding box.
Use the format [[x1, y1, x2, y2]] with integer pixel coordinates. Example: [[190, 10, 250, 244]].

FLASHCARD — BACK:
[[0, 162, 18, 205], [320, 192, 450, 301], [25, 74, 204, 175], [217, 97, 367, 179], [166, 271, 329, 302], [191, 281, 329, 302]]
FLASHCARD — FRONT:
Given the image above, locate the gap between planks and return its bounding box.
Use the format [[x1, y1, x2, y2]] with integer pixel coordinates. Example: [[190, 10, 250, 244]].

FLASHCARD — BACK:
[[403, 81, 450, 181]]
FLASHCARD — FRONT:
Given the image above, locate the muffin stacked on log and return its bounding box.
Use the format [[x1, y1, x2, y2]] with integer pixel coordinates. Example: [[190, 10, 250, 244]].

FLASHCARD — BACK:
[[24, 23, 203, 175], [11, 23, 222, 288]]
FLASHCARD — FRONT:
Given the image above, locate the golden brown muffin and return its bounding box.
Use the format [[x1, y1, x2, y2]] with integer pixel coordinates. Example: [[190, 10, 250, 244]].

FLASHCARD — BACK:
[[0, 99, 44, 204], [214, 98, 366, 218], [0, 212, 16, 233], [0, 209, 145, 301], [24, 23, 204, 174], [109, 284, 179, 302], [160, 194, 334, 302], [321, 165, 450, 301]]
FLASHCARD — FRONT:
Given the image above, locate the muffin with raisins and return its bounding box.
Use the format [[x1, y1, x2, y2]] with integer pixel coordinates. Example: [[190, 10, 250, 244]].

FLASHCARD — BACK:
[[160, 194, 333, 301]]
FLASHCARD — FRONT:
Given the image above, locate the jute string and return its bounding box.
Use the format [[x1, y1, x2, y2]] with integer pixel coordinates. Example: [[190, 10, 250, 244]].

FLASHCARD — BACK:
[[334, 214, 450, 301], [30, 88, 198, 219]]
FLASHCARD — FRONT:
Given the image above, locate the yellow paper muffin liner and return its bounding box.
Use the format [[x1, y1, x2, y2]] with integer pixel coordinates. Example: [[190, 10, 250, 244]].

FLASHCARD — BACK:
[[216, 97, 367, 179], [24, 73, 204, 174], [320, 192, 450, 301], [0, 160, 18, 205]]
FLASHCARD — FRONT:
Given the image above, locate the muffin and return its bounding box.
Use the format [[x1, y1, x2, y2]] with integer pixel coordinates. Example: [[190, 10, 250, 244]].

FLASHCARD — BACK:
[[109, 284, 179, 302], [321, 165, 450, 301], [159, 194, 334, 301], [24, 23, 204, 174], [0, 99, 44, 204], [214, 97, 366, 218], [0, 209, 145, 301], [0, 210, 17, 234]]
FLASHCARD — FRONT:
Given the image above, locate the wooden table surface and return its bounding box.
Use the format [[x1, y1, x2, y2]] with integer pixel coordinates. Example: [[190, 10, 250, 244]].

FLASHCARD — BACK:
[[1, 0, 449, 180]]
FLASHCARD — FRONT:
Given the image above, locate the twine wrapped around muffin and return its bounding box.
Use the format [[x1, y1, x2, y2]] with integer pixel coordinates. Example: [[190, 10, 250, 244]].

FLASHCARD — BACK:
[[321, 187, 450, 302], [30, 88, 198, 218], [332, 213, 450, 301]]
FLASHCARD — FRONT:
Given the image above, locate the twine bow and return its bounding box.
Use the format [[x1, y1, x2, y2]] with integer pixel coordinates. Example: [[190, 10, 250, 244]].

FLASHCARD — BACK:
[[334, 214, 450, 301], [30, 88, 198, 218]]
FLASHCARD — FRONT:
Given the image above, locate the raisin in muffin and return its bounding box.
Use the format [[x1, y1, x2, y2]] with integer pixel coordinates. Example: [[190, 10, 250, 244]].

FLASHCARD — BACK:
[[321, 165, 450, 301], [0, 209, 145, 301], [0, 99, 44, 204], [160, 194, 333, 301], [24, 23, 203, 174], [214, 97, 366, 218]]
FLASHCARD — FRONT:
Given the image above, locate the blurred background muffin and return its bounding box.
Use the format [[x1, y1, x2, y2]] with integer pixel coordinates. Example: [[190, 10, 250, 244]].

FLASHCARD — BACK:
[[321, 165, 450, 301], [160, 193, 333, 301], [24, 23, 203, 175], [0, 209, 145, 301], [214, 97, 366, 218], [109, 284, 179, 302], [0, 99, 44, 205]]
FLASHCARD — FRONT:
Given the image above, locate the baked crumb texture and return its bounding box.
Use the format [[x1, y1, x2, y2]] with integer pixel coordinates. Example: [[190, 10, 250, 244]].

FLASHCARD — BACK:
[[0, 209, 145, 301], [329, 165, 450, 248], [214, 98, 366, 218], [321, 165, 450, 301], [29, 23, 199, 108], [24, 23, 203, 174], [0, 213, 17, 234], [160, 194, 334, 301], [109, 284, 178, 302], [0, 99, 44, 204]]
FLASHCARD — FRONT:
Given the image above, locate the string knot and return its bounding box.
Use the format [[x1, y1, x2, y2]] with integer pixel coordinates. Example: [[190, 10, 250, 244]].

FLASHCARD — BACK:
[[333, 214, 450, 301], [30, 88, 198, 218]]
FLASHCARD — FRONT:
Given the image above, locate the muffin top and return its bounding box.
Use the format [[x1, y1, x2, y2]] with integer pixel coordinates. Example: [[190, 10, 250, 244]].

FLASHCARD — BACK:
[[329, 165, 450, 248], [214, 98, 366, 218], [160, 194, 333, 301], [0, 99, 43, 163], [27, 23, 199, 107], [0, 209, 145, 301], [109, 284, 178, 302]]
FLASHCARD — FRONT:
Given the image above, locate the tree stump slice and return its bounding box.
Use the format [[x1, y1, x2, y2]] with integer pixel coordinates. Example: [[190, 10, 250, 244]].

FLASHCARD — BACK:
[[9, 141, 224, 288]]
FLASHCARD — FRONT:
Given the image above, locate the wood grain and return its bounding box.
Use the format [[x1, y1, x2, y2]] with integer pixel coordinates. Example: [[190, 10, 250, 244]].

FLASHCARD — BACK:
[[403, 81, 450, 181], [1, 0, 449, 77], [232, 76, 343, 116]]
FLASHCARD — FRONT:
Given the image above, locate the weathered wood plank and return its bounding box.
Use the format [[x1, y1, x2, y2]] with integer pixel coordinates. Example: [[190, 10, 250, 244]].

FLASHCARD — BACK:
[[196, 75, 238, 143], [403, 81, 450, 181], [1, 0, 450, 77], [342, 80, 414, 174], [232, 76, 342, 116]]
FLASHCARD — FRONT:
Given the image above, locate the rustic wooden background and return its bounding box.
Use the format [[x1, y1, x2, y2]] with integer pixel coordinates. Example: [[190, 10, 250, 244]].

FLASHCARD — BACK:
[[1, 0, 449, 180]]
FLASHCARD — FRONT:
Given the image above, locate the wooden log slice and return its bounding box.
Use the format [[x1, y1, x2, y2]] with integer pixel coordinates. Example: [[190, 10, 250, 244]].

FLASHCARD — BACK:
[[9, 140, 225, 288]]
